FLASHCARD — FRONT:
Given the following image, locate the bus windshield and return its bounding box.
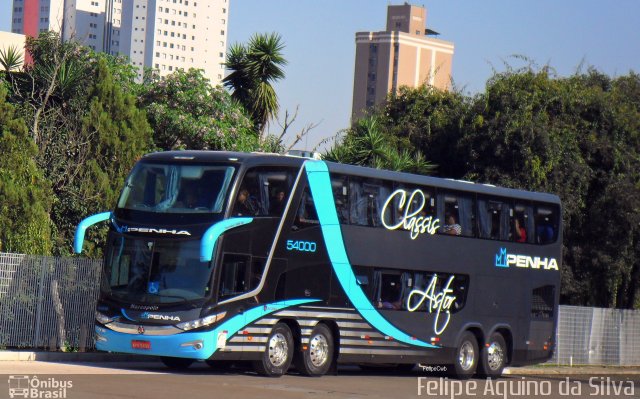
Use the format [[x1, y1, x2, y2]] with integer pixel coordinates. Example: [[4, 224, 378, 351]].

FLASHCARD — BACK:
[[117, 163, 236, 213], [103, 236, 212, 304]]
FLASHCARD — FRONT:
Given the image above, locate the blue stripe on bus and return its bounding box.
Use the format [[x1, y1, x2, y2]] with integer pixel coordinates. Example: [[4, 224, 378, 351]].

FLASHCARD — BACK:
[[74, 212, 112, 254], [200, 217, 254, 262], [304, 160, 438, 349], [97, 298, 319, 359]]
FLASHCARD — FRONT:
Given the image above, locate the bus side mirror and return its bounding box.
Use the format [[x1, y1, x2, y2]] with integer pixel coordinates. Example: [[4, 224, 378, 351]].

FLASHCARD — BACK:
[[200, 218, 253, 262], [74, 212, 112, 254]]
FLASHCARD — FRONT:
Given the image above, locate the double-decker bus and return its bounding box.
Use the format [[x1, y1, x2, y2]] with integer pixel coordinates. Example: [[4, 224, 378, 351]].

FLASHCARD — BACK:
[[75, 151, 561, 378]]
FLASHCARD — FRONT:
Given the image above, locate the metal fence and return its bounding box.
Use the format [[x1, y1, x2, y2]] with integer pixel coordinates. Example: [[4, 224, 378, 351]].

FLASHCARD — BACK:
[[0, 252, 101, 351], [1, 252, 640, 365], [552, 305, 640, 366]]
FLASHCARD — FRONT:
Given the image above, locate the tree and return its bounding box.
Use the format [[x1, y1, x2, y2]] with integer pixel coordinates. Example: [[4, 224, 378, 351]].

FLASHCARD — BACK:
[[323, 115, 434, 174], [6, 32, 94, 146], [60, 58, 152, 256], [139, 68, 258, 151], [383, 84, 472, 178], [0, 46, 23, 72], [224, 33, 287, 134], [0, 83, 52, 254], [343, 65, 640, 309]]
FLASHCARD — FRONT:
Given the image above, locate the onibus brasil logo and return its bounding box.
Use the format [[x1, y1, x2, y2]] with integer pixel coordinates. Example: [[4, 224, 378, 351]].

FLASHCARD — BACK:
[[495, 248, 558, 271], [8, 375, 73, 398]]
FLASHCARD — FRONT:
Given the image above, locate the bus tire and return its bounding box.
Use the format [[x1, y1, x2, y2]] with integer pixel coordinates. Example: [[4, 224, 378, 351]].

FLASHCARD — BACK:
[[452, 331, 479, 379], [254, 323, 294, 377], [295, 323, 333, 376], [478, 332, 507, 378], [160, 356, 194, 370]]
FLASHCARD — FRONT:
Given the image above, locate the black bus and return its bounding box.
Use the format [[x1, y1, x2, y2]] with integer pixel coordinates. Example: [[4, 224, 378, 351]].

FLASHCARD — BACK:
[[75, 151, 561, 378]]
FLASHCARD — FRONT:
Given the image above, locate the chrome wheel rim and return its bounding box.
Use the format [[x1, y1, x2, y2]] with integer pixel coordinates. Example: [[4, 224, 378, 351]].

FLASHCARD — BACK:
[[309, 334, 329, 367], [458, 341, 475, 371], [487, 341, 504, 371], [268, 332, 289, 367]]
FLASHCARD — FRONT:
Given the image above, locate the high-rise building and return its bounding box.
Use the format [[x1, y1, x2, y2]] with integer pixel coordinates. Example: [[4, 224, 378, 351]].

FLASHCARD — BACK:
[[11, 0, 65, 36], [351, 3, 454, 119], [10, 0, 229, 84]]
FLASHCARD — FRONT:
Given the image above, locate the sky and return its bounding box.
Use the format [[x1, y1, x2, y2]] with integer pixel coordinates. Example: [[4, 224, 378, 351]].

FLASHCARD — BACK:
[[2, 1, 639, 150]]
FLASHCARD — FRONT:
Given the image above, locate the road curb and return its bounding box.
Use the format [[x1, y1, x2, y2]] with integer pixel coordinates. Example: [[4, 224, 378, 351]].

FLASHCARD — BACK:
[[0, 351, 155, 362]]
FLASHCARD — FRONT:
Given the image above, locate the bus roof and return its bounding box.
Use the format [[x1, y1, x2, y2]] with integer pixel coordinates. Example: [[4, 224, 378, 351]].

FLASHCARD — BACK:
[[140, 151, 560, 205]]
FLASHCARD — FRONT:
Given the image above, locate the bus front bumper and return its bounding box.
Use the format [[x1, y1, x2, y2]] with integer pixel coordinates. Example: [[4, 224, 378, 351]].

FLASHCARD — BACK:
[[95, 325, 217, 360]]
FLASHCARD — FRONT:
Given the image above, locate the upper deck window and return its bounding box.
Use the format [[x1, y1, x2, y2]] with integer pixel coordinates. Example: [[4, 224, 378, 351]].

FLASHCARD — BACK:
[[535, 205, 559, 244], [232, 167, 296, 217], [117, 163, 235, 213]]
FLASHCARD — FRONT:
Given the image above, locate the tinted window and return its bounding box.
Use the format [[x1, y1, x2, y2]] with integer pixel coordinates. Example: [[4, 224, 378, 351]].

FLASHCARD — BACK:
[[349, 178, 392, 227], [477, 197, 510, 240], [118, 163, 235, 213], [512, 203, 535, 244], [370, 269, 469, 313], [292, 186, 319, 230], [389, 184, 436, 227], [331, 174, 349, 223], [233, 167, 296, 217], [535, 205, 559, 244], [218, 254, 250, 299], [438, 192, 475, 237]]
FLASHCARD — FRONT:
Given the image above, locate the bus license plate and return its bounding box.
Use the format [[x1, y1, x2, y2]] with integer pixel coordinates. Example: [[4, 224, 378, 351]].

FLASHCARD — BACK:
[[131, 340, 151, 350]]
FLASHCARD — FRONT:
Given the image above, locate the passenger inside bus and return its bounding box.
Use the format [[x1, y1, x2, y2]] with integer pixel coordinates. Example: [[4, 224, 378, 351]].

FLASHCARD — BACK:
[[234, 188, 258, 216], [269, 188, 287, 216], [376, 274, 403, 310], [514, 217, 527, 243], [174, 183, 203, 209], [442, 214, 462, 236]]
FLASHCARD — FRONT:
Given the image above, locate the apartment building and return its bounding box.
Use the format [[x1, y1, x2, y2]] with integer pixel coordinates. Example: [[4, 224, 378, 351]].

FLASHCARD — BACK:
[[10, 0, 229, 84], [352, 3, 454, 119]]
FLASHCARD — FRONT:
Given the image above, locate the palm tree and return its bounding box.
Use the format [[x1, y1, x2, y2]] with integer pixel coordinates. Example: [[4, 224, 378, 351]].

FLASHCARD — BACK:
[[0, 46, 23, 72], [224, 33, 286, 135], [323, 116, 435, 175]]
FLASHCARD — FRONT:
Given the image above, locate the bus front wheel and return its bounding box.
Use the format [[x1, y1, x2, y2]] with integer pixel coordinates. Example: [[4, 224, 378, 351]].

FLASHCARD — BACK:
[[452, 331, 479, 379], [254, 323, 294, 377], [478, 332, 507, 378], [295, 323, 333, 376], [160, 356, 194, 370]]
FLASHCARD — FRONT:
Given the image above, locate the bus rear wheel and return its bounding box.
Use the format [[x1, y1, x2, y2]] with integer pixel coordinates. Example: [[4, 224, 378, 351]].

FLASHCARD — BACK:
[[254, 323, 294, 377], [478, 332, 507, 378], [452, 331, 479, 379], [295, 324, 333, 376], [160, 356, 194, 370]]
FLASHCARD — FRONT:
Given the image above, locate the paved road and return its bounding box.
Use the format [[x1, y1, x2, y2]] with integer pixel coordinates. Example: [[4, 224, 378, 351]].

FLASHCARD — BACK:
[[0, 361, 638, 399]]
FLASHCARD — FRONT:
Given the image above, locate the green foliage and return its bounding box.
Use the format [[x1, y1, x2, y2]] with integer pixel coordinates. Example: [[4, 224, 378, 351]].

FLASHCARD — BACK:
[[140, 68, 257, 151], [383, 85, 472, 178], [0, 84, 52, 254], [324, 116, 435, 175], [0, 46, 23, 72], [70, 58, 152, 256], [345, 66, 640, 308], [224, 33, 287, 133]]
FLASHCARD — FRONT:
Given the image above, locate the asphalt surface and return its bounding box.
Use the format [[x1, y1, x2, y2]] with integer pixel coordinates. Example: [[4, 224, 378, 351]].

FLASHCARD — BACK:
[[0, 361, 638, 399]]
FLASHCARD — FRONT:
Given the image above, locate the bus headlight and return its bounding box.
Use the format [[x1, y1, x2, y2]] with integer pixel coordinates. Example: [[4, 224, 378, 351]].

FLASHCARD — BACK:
[[177, 311, 226, 331], [96, 311, 115, 325]]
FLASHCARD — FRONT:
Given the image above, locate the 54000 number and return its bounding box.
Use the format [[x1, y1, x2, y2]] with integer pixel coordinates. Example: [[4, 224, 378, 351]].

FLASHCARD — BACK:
[[286, 240, 317, 253]]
